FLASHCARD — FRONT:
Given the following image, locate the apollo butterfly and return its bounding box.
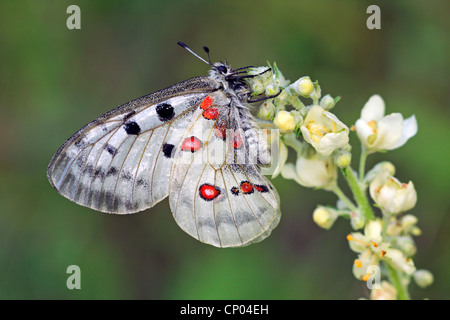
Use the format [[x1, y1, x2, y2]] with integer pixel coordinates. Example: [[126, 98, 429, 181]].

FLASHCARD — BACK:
[[47, 42, 281, 247]]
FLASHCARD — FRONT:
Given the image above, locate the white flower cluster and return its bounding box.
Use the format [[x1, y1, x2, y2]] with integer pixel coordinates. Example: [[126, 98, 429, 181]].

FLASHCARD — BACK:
[[247, 64, 431, 299]]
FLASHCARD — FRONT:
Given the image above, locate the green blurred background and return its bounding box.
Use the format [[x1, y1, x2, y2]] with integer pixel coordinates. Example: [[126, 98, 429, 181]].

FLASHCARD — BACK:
[[0, 0, 448, 299]]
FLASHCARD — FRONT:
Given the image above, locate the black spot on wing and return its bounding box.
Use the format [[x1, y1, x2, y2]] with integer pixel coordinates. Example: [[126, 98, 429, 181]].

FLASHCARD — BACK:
[[75, 155, 86, 168], [94, 168, 105, 179], [136, 179, 148, 188], [102, 191, 122, 212], [231, 187, 240, 195], [254, 184, 269, 193], [125, 200, 136, 211], [83, 164, 94, 175], [124, 121, 141, 135], [105, 144, 117, 156], [123, 111, 136, 121], [156, 103, 175, 122], [106, 167, 118, 177], [162, 143, 175, 158], [75, 138, 86, 149], [120, 171, 133, 181]]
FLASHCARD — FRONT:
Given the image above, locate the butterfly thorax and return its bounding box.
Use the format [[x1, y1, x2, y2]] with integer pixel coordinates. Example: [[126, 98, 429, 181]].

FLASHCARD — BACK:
[[208, 62, 251, 105]]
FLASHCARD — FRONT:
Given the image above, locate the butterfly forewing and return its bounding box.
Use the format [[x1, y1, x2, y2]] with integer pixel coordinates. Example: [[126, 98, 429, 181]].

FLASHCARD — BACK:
[[47, 77, 219, 213]]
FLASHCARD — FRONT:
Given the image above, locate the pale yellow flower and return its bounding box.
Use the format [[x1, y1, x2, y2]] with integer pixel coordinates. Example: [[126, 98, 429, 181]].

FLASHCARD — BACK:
[[369, 170, 417, 215], [281, 152, 337, 190], [355, 95, 417, 152], [274, 110, 296, 134], [300, 106, 349, 156], [313, 206, 338, 229]]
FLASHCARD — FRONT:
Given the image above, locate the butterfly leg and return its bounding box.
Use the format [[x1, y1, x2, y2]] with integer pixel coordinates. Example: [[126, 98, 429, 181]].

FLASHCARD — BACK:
[[247, 90, 282, 103]]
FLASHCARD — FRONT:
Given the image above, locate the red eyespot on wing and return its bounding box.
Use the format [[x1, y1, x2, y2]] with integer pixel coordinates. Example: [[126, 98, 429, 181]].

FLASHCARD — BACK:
[[200, 96, 214, 110], [240, 181, 254, 194], [181, 136, 202, 152], [232, 132, 243, 149], [214, 121, 227, 140], [199, 183, 221, 201], [254, 184, 269, 193], [202, 107, 219, 120]]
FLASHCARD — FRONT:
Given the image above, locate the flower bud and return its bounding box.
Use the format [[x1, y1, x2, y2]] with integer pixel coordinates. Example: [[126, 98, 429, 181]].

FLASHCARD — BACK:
[[413, 269, 434, 288], [248, 66, 272, 84], [400, 214, 418, 233], [394, 236, 417, 256], [292, 76, 314, 97], [257, 101, 276, 121], [313, 206, 338, 229], [249, 79, 265, 95], [365, 161, 396, 183], [364, 220, 383, 243], [350, 212, 365, 230], [369, 172, 417, 215], [320, 94, 335, 110], [410, 226, 422, 236], [309, 82, 321, 102], [270, 62, 290, 88], [274, 110, 296, 134], [265, 84, 279, 97], [334, 150, 352, 168]]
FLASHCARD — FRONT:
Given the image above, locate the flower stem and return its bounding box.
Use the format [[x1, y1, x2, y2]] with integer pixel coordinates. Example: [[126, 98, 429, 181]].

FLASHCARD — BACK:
[[341, 167, 375, 220], [331, 185, 358, 212], [359, 147, 368, 183], [385, 262, 411, 300]]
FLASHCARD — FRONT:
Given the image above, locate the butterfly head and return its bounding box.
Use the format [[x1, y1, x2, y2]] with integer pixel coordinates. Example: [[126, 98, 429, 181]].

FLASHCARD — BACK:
[[178, 42, 275, 103], [213, 62, 230, 75], [209, 62, 254, 101], [208, 62, 235, 80]]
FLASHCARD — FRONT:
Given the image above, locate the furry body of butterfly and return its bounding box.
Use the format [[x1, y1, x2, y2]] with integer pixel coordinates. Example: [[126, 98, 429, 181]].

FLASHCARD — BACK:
[[47, 60, 281, 247]]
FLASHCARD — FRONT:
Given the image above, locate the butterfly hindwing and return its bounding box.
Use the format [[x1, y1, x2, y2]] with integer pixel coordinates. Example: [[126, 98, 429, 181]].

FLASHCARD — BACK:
[[47, 77, 220, 213], [169, 92, 281, 247]]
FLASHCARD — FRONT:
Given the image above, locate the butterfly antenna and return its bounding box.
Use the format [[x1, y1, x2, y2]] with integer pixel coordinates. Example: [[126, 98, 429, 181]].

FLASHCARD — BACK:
[[177, 42, 211, 66], [203, 46, 213, 65]]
